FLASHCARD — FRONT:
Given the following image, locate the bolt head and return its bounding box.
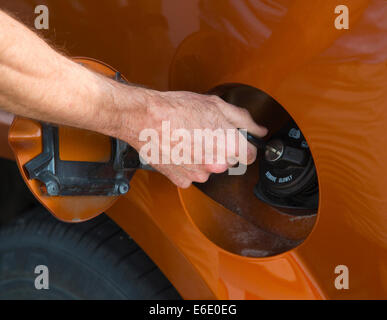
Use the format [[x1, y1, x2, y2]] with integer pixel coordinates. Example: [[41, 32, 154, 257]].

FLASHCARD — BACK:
[[46, 181, 59, 196], [118, 183, 129, 195]]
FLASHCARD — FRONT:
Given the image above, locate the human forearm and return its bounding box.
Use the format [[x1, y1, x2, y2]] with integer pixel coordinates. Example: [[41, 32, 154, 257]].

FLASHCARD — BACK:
[[0, 10, 267, 188], [0, 10, 150, 141]]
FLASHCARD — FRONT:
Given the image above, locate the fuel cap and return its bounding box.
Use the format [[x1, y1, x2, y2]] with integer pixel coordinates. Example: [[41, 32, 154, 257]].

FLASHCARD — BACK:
[[255, 121, 318, 215]]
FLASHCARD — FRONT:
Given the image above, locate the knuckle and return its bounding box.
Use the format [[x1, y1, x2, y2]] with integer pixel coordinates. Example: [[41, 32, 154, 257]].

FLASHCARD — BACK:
[[239, 107, 251, 118], [180, 180, 192, 189], [176, 177, 192, 189], [194, 172, 210, 183], [227, 157, 239, 166], [168, 174, 190, 189], [209, 95, 223, 105], [207, 163, 228, 173]]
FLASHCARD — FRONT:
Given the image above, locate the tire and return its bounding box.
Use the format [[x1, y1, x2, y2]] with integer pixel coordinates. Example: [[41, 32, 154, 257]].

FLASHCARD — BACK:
[[0, 206, 180, 300]]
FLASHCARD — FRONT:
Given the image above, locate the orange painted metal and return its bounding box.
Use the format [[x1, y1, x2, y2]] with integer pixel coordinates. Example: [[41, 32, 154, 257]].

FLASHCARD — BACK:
[[107, 170, 323, 299], [3, 0, 387, 299], [8, 58, 122, 223]]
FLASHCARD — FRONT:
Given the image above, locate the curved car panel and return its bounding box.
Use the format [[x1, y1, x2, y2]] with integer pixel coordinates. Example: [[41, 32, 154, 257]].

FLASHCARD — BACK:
[[2, 0, 387, 299]]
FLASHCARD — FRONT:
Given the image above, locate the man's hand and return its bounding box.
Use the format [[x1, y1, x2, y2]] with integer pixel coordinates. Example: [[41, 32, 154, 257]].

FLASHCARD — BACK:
[[113, 90, 267, 188], [0, 10, 267, 188]]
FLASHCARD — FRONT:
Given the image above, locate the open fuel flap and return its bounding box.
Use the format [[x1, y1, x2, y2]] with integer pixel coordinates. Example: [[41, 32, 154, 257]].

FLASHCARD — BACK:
[[8, 58, 145, 222]]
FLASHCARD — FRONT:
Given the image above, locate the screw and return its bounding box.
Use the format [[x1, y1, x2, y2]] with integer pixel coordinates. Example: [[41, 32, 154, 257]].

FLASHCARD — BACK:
[[118, 182, 129, 195], [46, 181, 59, 196]]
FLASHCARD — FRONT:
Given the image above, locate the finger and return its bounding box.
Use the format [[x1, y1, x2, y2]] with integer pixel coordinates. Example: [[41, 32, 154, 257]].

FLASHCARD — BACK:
[[204, 162, 229, 174], [178, 180, 192, 189], [171, 175, 192, 188], [227, 157, 239, 167], [235, 129, 257, 165], [245, 141, 258, 165], [190, 171, 211, 183], [158, 167, 192, 189], [224, 128, 251, 165], [221, 103, 268, 137]]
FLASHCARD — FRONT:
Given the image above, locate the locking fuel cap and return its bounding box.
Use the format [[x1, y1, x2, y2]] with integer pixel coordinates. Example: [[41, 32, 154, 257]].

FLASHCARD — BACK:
[[254, 121, 318, 215]]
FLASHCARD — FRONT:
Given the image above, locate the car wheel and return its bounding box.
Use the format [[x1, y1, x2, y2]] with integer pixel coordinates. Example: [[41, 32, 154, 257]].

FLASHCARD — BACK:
[[0, 206, 180, 300]]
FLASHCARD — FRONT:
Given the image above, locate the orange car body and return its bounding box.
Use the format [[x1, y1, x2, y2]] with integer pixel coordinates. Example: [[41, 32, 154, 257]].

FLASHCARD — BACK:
[[1, 0, 387, 299]]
